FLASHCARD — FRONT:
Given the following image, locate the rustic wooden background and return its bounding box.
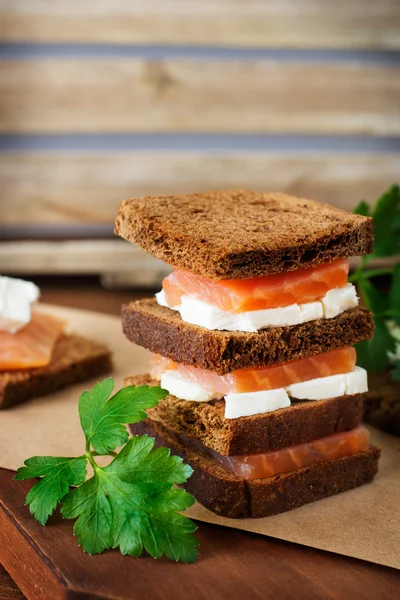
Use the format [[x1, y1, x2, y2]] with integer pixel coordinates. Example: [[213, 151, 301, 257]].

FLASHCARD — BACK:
[[0, 1, 399, 284]]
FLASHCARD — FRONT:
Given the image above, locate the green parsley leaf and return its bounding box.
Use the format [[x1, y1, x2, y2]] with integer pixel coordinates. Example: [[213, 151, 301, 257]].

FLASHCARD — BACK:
[[353, 200, 370, 216], [107, 435, 193, 485], [355, 318, 396, 373], [128, 508, 198, 563], [389, 264, 400, 326], [144, 486, 197, 512], [61, 436, 198, 562], [391, 361, 400, 381], [79, 378, 168, 454], [16, 378, 198, 562], [357, 278, 388, 314], [370, 184, 400, 260], [14, 456, 87, 525], [60, 473, 112, 554], [392, 211, 400, 233], [353, 186, 400, 373], [373, 184, 400, 218]]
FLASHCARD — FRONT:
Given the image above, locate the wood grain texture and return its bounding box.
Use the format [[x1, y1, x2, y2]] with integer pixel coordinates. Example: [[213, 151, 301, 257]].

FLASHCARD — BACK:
[[0, 244, 396, 284], [2, 152, 399, 224], [39, 286, 148, 315], [0, 60, 398, 135], [1, 0, 399, 49], [1, 469, 400, 600], [0, 240, 169, 281], [0, 566, 25, 600]]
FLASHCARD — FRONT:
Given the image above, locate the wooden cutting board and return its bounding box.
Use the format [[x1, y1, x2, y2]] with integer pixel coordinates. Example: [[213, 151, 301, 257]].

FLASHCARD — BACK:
[[1, 304, 399, 600], [2, 468, 400, 600]]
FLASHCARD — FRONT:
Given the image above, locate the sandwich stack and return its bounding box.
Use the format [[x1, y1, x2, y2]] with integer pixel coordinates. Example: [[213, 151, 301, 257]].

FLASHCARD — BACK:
[[116, 190, 380, 518], [0, 277, 112, 409]]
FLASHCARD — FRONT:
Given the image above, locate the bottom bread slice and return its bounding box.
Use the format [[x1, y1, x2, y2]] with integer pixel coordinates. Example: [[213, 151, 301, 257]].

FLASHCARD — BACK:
[[131, 419, 381, 519], [0, 333, 112, 409]]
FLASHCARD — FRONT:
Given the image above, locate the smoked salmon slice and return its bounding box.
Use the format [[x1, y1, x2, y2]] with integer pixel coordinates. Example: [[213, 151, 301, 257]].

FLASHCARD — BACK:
[[150, 346, 356, 394], [0, 310, 65, 371], [150, 354, 177, 380], [218, 426, 370, 479], [162, 258, 349, 313]]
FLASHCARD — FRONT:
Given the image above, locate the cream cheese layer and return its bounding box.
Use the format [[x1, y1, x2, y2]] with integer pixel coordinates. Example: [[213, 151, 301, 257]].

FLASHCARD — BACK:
[[160, 367, 368, 419], [156, 284, 358, 332]]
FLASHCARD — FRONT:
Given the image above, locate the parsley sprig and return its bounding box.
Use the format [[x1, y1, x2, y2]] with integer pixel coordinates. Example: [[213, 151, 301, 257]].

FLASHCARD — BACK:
[[350, 184, 400, 380], [15, 378, 199, 563]]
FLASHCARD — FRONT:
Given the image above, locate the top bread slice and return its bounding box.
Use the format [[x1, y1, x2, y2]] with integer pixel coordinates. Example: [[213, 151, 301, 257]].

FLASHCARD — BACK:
[[115, 190, 374, 280]]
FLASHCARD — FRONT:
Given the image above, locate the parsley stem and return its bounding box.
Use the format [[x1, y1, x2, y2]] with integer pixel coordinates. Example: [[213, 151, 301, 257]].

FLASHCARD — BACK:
[[92, 450, 117, 458], [375, 309, 400, 318], [84, 443, 117, 472], [349, 266, 394, 283], [349, 256, 368, 284], [85, 441, 99, 473]]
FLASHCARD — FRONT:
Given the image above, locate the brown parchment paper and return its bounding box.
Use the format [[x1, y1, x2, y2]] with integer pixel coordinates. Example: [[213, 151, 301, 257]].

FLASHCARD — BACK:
[[0, 304, 399, 569]]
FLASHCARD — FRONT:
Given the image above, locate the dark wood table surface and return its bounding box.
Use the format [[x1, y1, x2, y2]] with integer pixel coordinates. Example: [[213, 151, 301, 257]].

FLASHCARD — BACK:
[[1, 280, 399, 600]]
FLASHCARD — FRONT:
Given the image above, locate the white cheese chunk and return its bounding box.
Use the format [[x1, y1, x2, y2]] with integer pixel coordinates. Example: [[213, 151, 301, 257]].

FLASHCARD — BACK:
[[225, 388, 291, 419], [0, 276, 40, 333], [180, 297, 325, 333], [159, 367, 368, 418], [299, 301, 324, 322], [321, 283, 358, 319], [287, 367, 368, 400], [155, 289, 173, 308], [345, 366, 368, 395], [160, 370, 223, 402], [287, 374, 347, 400], [156, 286, 357, 332]]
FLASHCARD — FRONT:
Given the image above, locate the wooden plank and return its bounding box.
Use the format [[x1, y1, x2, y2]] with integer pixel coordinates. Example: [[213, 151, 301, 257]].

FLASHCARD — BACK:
[[1, 152, 399, 225], [38, 288, 149, 315], [3, 470, 400, 600], [0, 60, 398, 135], [0, 240, 395, 282], [0, 565, 25, 600], [0, 240, 170, 283], [1, 0, 399, 49]]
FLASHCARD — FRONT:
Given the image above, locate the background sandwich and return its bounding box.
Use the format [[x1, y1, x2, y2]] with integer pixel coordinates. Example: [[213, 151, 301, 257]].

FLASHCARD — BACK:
[[0, 276, 112, 409]]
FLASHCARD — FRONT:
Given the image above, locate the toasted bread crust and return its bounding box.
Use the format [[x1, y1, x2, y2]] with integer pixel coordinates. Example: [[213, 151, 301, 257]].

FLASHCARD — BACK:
[[132, 419, 380, 519], [0, 334, 112, 409], [115, 190, 374, 279], [125, 374, 365, 456], [122, 299, 374, 374]]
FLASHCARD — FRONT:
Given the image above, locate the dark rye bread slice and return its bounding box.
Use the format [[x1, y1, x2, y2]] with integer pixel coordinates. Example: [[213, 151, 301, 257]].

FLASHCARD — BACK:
[[131, 419, 380, 519], [122, 299, 374, 374], [115, 190, 374, 279], [0, 334, 112, 409], [125, 374, 364, 456]]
